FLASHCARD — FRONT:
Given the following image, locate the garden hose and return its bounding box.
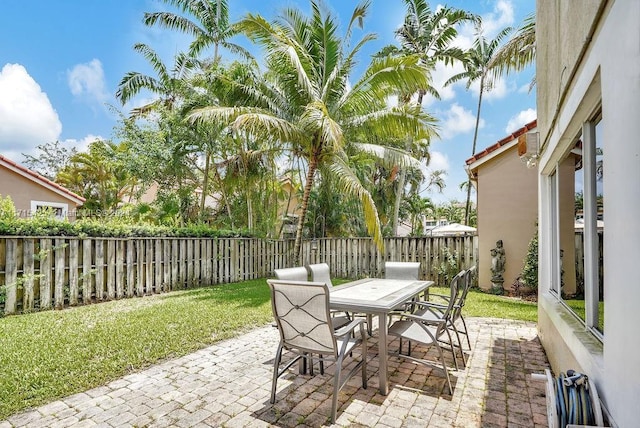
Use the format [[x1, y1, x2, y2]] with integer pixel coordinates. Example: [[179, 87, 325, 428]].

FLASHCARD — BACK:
[[555, 370, 595, 426]]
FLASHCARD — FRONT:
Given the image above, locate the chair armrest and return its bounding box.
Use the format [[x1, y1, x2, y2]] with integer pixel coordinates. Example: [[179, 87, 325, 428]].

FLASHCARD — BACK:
[[334, 318, 366, 338], [428, 293, 452, 302], [413, 301, 447, 310]]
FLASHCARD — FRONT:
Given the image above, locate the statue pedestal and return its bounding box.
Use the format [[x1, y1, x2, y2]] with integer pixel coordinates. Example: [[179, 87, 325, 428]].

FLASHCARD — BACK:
[[491, 281, 504, 295]]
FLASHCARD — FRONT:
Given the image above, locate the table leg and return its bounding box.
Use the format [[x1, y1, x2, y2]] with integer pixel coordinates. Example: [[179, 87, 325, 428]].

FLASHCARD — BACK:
[[378, 312, 388, 395]]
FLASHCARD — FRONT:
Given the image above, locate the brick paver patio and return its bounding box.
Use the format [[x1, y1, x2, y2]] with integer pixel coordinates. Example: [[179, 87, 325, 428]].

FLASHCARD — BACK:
[[0, 317, 550, 427]]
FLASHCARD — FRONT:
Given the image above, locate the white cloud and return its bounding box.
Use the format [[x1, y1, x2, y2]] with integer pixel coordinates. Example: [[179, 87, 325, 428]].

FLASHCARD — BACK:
[[426, 150, 449, 172], [505, 108, 537, 133], [457, 0, 515, 44], [439, 103, 483, 140], [469, 75, 510, 101], [67, 59, 109, 102], [482, 0, 515, 37], [518, 82, 533, 94], [421, 62, 465, 107], [0, 63, 62, 160]]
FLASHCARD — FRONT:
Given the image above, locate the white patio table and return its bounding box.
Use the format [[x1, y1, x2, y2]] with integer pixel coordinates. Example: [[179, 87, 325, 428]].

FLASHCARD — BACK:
[[329, 278, 434, 395]]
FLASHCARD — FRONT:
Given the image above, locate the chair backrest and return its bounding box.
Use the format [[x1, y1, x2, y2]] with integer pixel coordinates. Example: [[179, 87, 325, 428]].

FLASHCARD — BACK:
[[384, 261, 421, 280], [308, 263, 332, 287], [274, 266, 309, 282], [441, 270, 466, 323], [459, 266, 476, 307], [267, 279, 337, 356]]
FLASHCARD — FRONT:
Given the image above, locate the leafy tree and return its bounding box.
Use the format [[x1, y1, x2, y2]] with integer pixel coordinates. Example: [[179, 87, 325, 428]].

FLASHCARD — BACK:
[[56, 140, 136, 212], [189, 0, 437, 263], [22, 141, 79, 180], [446, 21, 512, 226]]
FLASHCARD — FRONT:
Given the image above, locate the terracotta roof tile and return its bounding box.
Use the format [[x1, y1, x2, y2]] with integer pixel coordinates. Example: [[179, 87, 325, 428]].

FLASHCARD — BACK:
[[465, 119, 537, 165], [0, 154, 86, 203]]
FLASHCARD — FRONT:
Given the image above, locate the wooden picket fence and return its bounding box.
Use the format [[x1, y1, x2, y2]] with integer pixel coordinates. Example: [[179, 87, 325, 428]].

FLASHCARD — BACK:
[[0, 235, 478, 316]]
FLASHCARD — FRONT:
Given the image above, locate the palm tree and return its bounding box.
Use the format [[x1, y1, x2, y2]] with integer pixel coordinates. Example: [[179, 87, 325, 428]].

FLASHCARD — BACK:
[[189, 0, 437, 263], [446, 21, 512, 225], [143, 0, 250, 63], [392, 0, 477, 104], [379, 0, 476, 234], [57, 140, 136, 211]]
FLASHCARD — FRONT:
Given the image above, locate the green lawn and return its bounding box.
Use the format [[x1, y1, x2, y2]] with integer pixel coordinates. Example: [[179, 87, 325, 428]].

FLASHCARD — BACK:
[[0, 280, 273, 419], [0, 279, 537, 419], [429, 286, 538, 322]]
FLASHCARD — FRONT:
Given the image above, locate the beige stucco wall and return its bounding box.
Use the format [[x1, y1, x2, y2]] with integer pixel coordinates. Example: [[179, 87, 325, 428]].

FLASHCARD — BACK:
[[0, 167, 82, 218], [475, 145, 538, 291], [536, 0, 602, 148], [536, 1, 640, 426], [557, 156, 577, 295]]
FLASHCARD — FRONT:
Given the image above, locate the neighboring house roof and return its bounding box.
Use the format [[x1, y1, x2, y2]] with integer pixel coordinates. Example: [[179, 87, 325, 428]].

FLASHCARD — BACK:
[[0, 154, 85, 205], [465, 119, 537, 175]]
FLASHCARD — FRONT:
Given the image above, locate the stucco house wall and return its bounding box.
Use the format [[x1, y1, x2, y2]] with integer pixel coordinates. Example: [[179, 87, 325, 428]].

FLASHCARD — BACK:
[[0, 155, 84, 219], [537, 1, 640, 426], [471, 142, 538, 291]]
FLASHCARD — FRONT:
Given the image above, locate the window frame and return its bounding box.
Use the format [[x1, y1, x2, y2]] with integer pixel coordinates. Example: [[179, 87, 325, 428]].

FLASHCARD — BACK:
[[30, 200, 68, 220]]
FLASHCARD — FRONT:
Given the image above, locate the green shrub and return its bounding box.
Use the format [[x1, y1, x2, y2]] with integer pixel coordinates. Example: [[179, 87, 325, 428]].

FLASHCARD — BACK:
[[0, 214, 254, 238], [0, 195, 17, 222], [521, 230, 538, 289], [437, 246, 461, 285]]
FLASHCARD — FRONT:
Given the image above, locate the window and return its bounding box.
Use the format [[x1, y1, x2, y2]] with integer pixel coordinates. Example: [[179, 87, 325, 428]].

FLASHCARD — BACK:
[[30, 200, 68, 220], [553, 111, 604, 336]]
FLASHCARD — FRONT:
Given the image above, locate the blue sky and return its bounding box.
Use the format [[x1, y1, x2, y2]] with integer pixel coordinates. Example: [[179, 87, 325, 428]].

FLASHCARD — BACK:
[[0, 0, 535, 204]]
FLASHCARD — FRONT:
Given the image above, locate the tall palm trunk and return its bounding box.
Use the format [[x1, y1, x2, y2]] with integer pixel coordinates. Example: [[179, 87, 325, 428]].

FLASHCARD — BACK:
[[464, 75, 484, 225], [293, 153, 319, 265], [392, 89, 423, 235], [200, 150, 210, 219], [392, 138, 410, 235]]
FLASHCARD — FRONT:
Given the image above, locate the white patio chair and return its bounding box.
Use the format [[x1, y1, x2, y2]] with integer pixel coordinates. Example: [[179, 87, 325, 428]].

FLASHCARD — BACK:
[[384, 261, 421, 280], [407, 269, 468, 369], [419, 266, 475, 351], [308, 263, 332, 286], [388, 270, 467, 394], [267, 279, 368, 423], [375, 261, 423, 331], [274, 266, 309, 282]]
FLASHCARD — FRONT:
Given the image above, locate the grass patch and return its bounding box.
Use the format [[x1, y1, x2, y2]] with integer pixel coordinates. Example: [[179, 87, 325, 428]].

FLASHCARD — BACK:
[[428, 286, 538, 322], [0, 278, 537, 419], [0, 279, 272, 419]]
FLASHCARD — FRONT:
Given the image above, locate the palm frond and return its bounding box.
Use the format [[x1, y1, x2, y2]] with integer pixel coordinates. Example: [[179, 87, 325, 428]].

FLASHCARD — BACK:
[[143, 11, 202, 37], [301, 101, 344, 153], [115, 72, 162, 105], [326, 156, 383, 249], [488, 12, 536, 78], [353, 143, 421, 170], [345, 0, 371, 40], [132, 43, 170, 83]]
